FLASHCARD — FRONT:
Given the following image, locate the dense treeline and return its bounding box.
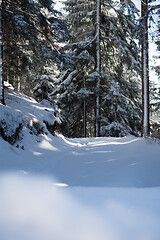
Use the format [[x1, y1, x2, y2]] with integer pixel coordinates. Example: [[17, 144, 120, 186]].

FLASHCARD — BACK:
[[52, 0, 142, 137], [150, 3, 160, 137], [1, 0, 69, 98]]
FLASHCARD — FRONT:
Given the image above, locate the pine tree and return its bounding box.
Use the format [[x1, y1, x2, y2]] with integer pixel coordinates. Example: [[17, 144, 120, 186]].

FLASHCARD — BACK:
[[150, 5, 160, 137], [99, 0, 141, 137], [52, 0, 141, 138], [152, 4, 160, 78], [1, 0, 69, 100], [52, 0, 100, 137]]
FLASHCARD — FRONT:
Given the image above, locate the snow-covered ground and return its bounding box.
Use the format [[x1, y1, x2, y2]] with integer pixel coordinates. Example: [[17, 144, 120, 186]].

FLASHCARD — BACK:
[[0, 87, 160, 240]]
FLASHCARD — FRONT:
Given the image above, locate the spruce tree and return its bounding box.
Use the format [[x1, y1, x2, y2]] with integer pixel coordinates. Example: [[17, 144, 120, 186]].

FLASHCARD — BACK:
[[1, 0, 69, 100], [98, 0, 141, 137], [52, 0, 98, 137], [52, 0, 141, 138], [150, 5, 160, 137]]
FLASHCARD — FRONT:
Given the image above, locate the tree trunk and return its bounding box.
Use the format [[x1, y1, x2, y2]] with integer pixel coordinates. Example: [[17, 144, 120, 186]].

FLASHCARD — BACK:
[[17, 57, 21, 91], [83, 100, 86, 137], [0, 0, 5, 105], [95, 0, 101, 137], [83, 76, 86, 138], [141, 0, 150, 137], [0, 0, 2, 102]]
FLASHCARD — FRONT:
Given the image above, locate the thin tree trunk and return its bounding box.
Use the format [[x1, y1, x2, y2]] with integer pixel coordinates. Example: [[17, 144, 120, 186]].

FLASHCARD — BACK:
[[95, 0, 101, 137], [0, 0, 5, 105], [83, 77, 86, 138], [0, 1, 2, 102], [141, 0, 150, 137], [17, 76, 21, 91], [84, 100, 86, 137], [17, 57, 21, 91]]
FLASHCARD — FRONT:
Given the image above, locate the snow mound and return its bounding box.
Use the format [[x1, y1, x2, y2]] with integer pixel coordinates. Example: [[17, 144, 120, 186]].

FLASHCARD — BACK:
[[0, 104, 23, 144], [0, 87, 61, 144]]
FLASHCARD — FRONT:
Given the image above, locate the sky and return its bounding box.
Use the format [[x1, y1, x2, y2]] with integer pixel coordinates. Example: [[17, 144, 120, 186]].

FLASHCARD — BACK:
[[133, 0, 141, 9]]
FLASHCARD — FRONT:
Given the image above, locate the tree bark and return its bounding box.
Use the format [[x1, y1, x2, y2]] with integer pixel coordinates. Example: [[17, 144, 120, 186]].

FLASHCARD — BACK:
[[83, 100, 86, 137], [95, 0, 101, 137], [83, 76, 86, 138], [0, 0, 2, 102], [141, 0, 150, 137], [0, 0, 5, 105]]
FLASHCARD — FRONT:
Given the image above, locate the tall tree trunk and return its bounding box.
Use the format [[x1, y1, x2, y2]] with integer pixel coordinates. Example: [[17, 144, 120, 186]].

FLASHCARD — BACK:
[[83, 77, 86, 138], [83, 100, 86, 137], [0, 0, 2, 102], [141, 0, 150, 137], [0, 0, 5, 105], [17, 58, 21, 91], [95, 0, 101, 137]]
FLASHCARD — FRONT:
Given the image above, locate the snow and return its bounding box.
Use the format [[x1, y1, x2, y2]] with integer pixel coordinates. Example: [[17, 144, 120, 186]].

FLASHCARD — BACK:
[[0, 88, 160, 240], [1, 174, 160, 240], [5, 87, 61, 126], [61, 69, 78, 86]]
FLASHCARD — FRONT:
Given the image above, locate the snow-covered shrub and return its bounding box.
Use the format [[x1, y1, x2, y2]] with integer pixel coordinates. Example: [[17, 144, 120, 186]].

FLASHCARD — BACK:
[[44, 120, 61, 135], [33, 75, 54, 102], [150, 121, 160, 139], [0, 87, 62, 144], [28, 118, 44, 135], [101, 121, 130, 137], [0, 105, 24, 144], [40, 99, 62, 135]]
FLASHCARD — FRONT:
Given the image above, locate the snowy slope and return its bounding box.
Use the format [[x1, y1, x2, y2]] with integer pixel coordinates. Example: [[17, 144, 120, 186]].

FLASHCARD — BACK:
[[4, 86, 61, 126], [1, 133, 160, 188], [0, 88, 160, 240]]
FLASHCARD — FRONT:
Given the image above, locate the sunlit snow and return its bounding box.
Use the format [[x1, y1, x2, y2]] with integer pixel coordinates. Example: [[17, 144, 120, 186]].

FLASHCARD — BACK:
[[0, 87, 160, 240]]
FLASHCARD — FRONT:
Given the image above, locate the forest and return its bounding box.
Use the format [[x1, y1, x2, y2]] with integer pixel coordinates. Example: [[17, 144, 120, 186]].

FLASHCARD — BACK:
[[1, 1, 160, 240], [0, 0, 160, 140]]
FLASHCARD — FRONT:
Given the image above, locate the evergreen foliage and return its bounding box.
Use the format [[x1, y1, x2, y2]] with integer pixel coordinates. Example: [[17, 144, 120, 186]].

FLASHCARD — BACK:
[[150, 4, 160, 137], [152, 7, 160, 78], [52, 0, 141, 137], [2, 0, 69, 99], [148, 2, 160, 137]]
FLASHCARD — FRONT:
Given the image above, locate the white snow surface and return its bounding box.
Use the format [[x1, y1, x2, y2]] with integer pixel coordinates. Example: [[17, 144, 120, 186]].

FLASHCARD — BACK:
[[4, 86, 61, 126], [0, 88, 160, 240]]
